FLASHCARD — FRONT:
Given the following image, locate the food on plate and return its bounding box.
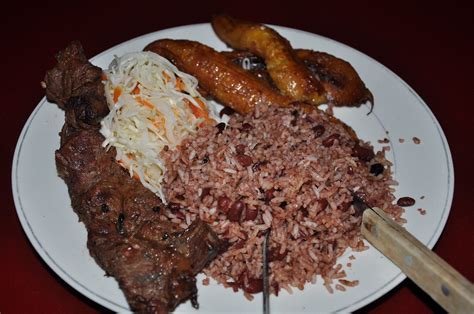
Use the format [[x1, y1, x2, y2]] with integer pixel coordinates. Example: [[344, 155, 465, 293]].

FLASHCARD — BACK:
[[145, 25, 402, 297], [44, 41, 223, 313], [295, 49, 374, 108], [100, 51, 219, 201], [412, 136, 421, 144], [221, 51, 277, 88], [146, 39, 361, 142], [225, 50, 374, 109], [161, 99, 403, 299], [144, 39, 290, 114], [43, 16, 402, 312], [212, 14, 327, 106]]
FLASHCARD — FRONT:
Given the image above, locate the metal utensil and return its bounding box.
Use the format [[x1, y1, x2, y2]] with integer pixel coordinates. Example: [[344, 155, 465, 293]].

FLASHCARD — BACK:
[[352, 192, 474, 313], [260, 192, 473, 313], [263, 229, 271, 314]]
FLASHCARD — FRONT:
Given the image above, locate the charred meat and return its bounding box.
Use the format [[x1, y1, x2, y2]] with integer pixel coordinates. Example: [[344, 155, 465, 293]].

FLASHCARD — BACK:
[[44, 41, 223, 313]]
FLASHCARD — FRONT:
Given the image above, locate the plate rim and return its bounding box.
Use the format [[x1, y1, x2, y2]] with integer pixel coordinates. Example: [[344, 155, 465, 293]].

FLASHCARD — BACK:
[[12, 22, 454, 313]]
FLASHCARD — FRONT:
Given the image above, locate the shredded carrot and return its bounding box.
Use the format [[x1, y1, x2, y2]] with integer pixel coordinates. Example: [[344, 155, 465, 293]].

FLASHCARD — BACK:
[[186, 100, 205, 119], [175, 77, 185, 91], [162, 71, 171, 83], [132, 84, 140, 95], [113, 87, 122, 103], [194, 97, 208, 112], [136, 97, 154, 109], [185, 98, 213, 126]]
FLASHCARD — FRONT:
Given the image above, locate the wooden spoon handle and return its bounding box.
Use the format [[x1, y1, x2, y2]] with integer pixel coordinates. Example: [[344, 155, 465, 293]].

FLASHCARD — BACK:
[[362, 207, 474, 313]]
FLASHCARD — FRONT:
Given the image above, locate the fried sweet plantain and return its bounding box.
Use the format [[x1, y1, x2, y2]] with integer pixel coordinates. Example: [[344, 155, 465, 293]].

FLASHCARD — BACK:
[[221, 50, 277, 89], [295, 49, 374, 109], [225, 50, 374, 109], [212, 14, 327, 106], [144, 39, 290, 114], [145, 39, 358, 139]]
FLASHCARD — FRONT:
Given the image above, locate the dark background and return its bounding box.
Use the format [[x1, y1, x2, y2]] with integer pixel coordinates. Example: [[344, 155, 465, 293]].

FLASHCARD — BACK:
[[1, 0, 473, 313]]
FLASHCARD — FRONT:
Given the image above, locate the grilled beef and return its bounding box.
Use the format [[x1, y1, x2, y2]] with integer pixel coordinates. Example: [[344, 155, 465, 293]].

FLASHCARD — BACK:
[[44, 41, 222, 313]]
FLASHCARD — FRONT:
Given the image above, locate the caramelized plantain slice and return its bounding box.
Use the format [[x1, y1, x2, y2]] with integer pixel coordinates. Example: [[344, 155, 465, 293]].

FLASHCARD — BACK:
[[212, 14, 327, 106], [144, 39, 358, 140], [224, 49, 374, 109], [295, 49, 374, 109], [144, 39, 291, 114]]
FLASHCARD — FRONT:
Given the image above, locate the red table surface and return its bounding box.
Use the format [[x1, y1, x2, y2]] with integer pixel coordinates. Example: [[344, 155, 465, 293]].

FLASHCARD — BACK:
[[2, 1, 473, 313]]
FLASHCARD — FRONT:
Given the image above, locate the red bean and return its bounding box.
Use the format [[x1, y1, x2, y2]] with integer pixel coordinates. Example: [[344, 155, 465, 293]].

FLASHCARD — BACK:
[[273, 283, 280, 296], [317, 198, 328, 211], [217, 196, 231, 213], [299, 206, 309, 217], [240, 123, 253, 131], [167, 202, 181, 213], [232, 240, 245, 250], [228, 200, 245, 221], [370, 163, 384, 175], [235, 154, 253, 167], [200, 187, 211, 200], [352, 198, 367, 215], [312, 125, 326, 138], [264, 188, 275, 203], [322, 134, 341, 147], [269, 246, 288, 261], [397, 197, 416, 207], [242, 277, 263, 294], [352, 143, 375, 162], [290, 109, 299, 126], [352, 191, 369, 215], [219, 107, 235, 117], [215, 122, 226, 134], [244, 207, 258, 221], [305, 116, 315, 124], [338, 201, 352, 211], [235, 144, 246, 154]]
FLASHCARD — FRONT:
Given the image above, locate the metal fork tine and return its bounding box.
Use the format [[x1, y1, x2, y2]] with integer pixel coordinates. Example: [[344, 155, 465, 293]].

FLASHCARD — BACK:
[[263, 228, 271, 314]]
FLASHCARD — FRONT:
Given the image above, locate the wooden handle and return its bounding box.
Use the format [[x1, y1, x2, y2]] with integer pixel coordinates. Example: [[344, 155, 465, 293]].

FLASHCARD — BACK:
[[362, 207, 474, 313]]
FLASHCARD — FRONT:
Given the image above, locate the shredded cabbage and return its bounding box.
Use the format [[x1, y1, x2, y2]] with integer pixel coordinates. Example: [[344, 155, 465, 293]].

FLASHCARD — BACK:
[[100, 51, 219, 203]]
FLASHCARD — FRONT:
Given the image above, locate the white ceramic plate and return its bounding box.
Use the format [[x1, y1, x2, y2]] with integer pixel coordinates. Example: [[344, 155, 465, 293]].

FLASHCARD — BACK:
[[12, 23, 453, 313]]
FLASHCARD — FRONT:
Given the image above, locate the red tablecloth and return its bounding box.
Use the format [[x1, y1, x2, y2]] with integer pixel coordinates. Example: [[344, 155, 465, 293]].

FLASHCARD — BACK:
[[2, 1, 473, 313]]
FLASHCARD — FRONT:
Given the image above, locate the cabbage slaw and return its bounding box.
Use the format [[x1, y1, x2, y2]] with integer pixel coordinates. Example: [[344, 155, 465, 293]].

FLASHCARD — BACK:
[[100, 51, 219, 202]]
